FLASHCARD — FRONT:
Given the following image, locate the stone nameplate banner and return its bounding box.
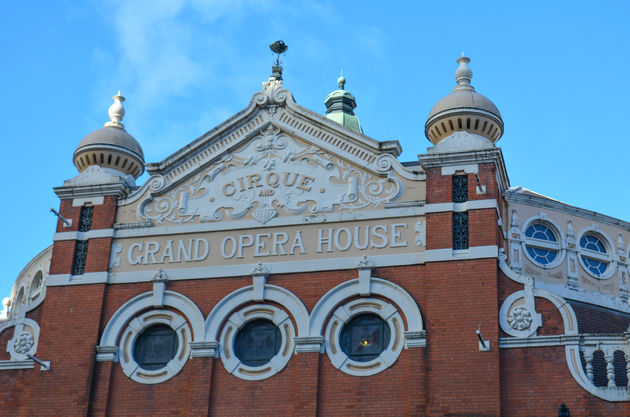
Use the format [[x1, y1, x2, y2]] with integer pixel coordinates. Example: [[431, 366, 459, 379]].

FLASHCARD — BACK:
[[110, 218, 424, 272]]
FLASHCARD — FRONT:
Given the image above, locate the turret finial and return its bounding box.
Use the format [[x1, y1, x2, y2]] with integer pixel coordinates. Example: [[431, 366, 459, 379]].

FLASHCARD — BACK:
[[337, 71, 346, 90], [454, 54, 474, 91], [104, 91, 126, 129]]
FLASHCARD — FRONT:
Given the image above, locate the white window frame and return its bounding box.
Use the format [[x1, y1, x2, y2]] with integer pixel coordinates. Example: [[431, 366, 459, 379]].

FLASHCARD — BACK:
[[577, 227, 616, 279], [119, 309, 191, 385]]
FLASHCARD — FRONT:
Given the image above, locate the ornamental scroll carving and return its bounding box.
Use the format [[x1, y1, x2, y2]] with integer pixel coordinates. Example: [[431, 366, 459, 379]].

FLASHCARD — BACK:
[[139, 126, 402, 225]]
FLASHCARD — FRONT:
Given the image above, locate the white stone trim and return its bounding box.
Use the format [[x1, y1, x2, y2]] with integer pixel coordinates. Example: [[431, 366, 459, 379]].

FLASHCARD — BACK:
[[112, 206, 424, 239], [47, 272, 108, 286], [107, 253, 424, 285], [205, 284, 308, 342], [0, 360, 35, 370], [72, 196, 104, 207], [218, 304, 294, 381], [118, 309, 191, 384], [499, 334, 581, 348], [53, 229, 114, 242], [520, 213, 566, 269], [294, 336, 324, 353], [189, 341, 218, 358], [576, 226, 617, 279], [441, 164, 478, 175], [309, 277, 423, 339], [424, 246, 497, 262], [324, 298, 405, 376], [424, 199, 497, 214]]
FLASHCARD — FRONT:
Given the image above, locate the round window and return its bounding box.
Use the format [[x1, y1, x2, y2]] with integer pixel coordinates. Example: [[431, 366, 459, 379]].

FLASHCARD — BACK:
[[219, 304, 295, 380], [133, 324, 179, 371], [325, 298, 404, 376], [234, 319, 281, 367], [579, 234, 609, 277], [340, 313, 391, 362], [524, 223, 559, 266]]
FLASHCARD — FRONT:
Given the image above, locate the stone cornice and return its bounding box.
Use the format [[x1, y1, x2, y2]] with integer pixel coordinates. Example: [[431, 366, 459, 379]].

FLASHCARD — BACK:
[[54, 183, 130, 200], [418, 147, 509, 192], [505, 188, 630, 231]]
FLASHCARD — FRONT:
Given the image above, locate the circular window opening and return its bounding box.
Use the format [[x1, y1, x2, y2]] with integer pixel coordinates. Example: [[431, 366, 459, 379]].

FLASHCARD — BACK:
[[524, 223, 559, 266], [234, 319, 281, 367], [340, 313, 391, 362], [579, 234, 609, 277], [133, 324, 179, 371]]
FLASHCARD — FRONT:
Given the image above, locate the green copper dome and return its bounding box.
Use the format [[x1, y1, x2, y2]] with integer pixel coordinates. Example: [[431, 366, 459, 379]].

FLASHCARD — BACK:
[[325, 76, 363, 134]]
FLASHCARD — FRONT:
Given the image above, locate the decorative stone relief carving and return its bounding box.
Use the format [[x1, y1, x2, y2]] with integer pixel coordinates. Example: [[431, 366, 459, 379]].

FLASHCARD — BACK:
[[499, 279, 542, 338], [415, 220, 425, 247], [509, 209, 522, 272], [139, 126, 402, 225], [566, 220, 579, 290], [5, 318, 40, 361], [507, 307, 532, 330], [620, 268, 629, 303], [13, 332, 34, 354], [109, 243, 123, 268]]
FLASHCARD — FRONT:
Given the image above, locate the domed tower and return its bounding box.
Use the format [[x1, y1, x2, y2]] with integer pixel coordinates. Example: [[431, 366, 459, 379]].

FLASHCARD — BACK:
[[325, 76, 363, 134], [425, 54, 503, 145], [73, 92, 145, 179]]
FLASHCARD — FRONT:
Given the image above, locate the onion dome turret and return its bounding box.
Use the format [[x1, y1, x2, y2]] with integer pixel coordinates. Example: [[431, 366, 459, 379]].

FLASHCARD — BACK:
[[73, 92, 145, 179], [325, 76, 363, 134], [425, 54, 503, 145]]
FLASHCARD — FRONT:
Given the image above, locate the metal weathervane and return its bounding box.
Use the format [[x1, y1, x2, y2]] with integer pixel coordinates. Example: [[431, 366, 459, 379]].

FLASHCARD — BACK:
[[269, 40, 288, 65]]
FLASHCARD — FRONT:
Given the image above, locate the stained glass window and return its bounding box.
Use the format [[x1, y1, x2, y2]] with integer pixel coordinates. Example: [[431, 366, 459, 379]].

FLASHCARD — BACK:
[[133, 324, 178, 370], [453, 212, 469, 250], [524, 223, 559, 266], [78, 206, 93, 232], [234, 319, 281, 367], [340, 314, 390, 362], [452, 175, 468, 203], [72, 240, 88, 275], [579, 234, 609, 277]]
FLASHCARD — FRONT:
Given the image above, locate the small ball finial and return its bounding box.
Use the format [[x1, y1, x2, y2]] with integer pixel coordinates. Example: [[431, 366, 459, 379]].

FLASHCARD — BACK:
[[337, 75, 346, 90], [454, 54, 474, 91], [104, 91, 126, 129]]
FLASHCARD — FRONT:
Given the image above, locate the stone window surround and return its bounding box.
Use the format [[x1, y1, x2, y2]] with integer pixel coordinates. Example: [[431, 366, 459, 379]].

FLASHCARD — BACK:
[[96, 260, 425, 384], [118, 309, 191, 384], [218, 304, 295, 381], [325, 297, 404, 376]]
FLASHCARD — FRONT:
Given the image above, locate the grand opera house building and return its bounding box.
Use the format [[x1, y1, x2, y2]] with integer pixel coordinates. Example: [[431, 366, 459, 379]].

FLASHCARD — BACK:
[[1, 52, 629, 416]]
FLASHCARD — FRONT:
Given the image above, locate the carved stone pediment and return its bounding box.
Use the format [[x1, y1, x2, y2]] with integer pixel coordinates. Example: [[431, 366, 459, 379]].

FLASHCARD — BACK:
[[138, 125, 402, 225]]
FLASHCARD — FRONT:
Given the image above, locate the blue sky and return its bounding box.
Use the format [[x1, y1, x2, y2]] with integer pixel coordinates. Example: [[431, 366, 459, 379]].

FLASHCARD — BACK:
[[2, 0, 629, 298]]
